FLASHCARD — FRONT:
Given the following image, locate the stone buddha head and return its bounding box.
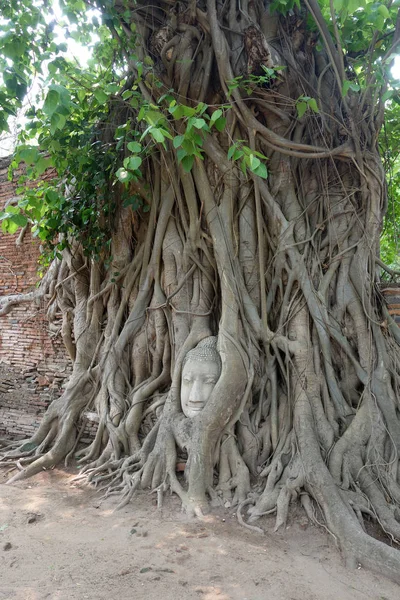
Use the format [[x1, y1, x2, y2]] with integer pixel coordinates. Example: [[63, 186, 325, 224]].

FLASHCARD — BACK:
[[181, 336, 222, 418]]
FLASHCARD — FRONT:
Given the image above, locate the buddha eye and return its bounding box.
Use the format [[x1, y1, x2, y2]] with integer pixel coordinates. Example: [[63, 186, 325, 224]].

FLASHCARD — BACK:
[[183, 377, 192, 384]]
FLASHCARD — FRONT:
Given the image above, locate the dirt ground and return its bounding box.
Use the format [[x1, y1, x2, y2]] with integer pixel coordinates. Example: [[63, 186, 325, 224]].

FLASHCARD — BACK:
[[0, 467, 399, 600]]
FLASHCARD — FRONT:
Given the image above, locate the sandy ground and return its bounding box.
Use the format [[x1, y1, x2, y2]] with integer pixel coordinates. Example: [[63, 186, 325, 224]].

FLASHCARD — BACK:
[[0, 467, 399, 600]]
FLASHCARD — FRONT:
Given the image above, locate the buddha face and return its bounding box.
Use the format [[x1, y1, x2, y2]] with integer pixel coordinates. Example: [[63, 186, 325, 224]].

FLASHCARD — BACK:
[[181, 358, 221, 418]]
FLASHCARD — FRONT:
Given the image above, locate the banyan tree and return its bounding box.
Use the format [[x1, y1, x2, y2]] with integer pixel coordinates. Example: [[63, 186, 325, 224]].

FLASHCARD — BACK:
[[2, 0, 400, 583]]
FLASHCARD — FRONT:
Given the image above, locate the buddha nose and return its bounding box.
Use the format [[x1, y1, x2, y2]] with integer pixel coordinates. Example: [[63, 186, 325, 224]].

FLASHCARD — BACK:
[[189, 380, 205, 404]]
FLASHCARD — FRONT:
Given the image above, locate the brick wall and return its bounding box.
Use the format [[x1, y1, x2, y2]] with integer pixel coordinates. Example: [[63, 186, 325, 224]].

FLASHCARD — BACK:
[[0, 364, 59, 440], [0, 156, 73, 439], [381, 286, 400, 324]]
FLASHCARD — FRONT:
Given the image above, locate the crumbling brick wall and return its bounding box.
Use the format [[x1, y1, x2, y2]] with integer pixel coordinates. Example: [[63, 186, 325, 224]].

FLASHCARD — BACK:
[[0, 364, 59, 440], [0, 156, 73, 439], [0, 364, 98, 443]]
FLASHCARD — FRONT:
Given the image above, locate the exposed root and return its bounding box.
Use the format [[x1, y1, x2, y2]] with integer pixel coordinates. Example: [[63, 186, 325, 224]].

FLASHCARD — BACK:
[[237, 499, 264, 535]]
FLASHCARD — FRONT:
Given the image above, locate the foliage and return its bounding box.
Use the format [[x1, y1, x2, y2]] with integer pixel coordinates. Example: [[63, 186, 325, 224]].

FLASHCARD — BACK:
[[380, 100, 400, 270], [226, 64, 285, 96], [0, 0, 121, 259], [0, 0, 274, 261]]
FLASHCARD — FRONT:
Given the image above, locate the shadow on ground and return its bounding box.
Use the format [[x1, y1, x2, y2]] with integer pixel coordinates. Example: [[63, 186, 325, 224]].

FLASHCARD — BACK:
[[0, 467, 399, 600]]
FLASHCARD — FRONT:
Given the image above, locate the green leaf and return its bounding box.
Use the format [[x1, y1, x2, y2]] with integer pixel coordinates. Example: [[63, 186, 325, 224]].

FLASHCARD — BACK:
[[4, 38, 25, 59], [127, 142, 142, 153], [182, 138, 195, 154], [43, 90, 60, 117], [122, 90, 134, 100], [159, 128, 173, 140], [253, 163, 268, 179], [308, 98, 319, 113], [173, 135, 184, 148], [182, 105, 197, 117], [170, 104, 197, 119], [2, 219, 19, 234], [227, 145, 236, 160], [38, 229, 50, 241], [116, 168, 131, 183], [105, 83, 120, 94], [252, 150, 268, 160], [196, 102, 208, 115], [3, 205, 19, 216], [45, 190, 59, 204], [347, 0, 363, 14], [378, 4, 390, 19], [210, 109, 222, 124], [181, 155, 194, 172], [94, 89, 109, 104], [193, 133, 203, 147], [342, 81, 351, 96], [342, 80, 360, 97], [248, 154, 261, 171], [36, 157, 52, 175], [214, 117, 226, 132], [144, 110, 163, 127], [51, 85, 71, 108], [169, 105, 184, 119], [19, 147, 39, 165], [10, 213, 28, 227], [233, 149, 244, 161], [55, 113, 66, 131], [150, 128, 165, 143], [382, 90, 394, 102], [127, 156, 142, 170], [296, 101, 308, 119], [49, 112, 66, 135], [192, 118, 207, 130], [177, 148, 187, 162]]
